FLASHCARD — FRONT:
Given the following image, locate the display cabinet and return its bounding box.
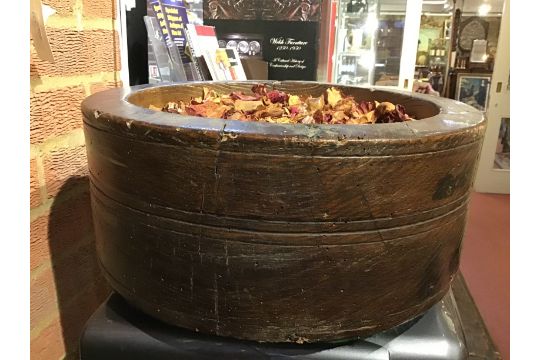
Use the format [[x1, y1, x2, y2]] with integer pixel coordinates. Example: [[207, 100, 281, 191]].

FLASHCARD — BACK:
[[374, 14, 405, 86], [331, 0, 416, 88], [333, 0, 379, 86]]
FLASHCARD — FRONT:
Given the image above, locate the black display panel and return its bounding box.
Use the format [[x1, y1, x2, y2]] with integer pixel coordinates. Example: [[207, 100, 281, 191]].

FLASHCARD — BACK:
[[204, 0, 321, 81]]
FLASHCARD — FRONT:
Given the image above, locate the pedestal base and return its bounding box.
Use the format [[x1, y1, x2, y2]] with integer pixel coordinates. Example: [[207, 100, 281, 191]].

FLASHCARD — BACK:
[[80, 289, 467, 360]]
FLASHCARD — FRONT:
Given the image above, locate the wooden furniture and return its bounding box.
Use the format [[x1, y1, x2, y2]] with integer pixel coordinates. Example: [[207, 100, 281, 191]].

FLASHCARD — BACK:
[[82, 81, 485, 343]]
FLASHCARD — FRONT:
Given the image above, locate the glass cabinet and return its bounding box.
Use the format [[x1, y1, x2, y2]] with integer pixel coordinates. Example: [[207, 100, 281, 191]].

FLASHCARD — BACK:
[[332, 0, 409, 87], [333, 0, 378, 85]]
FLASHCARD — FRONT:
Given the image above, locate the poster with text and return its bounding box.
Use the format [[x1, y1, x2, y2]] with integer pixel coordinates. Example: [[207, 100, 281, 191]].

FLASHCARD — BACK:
[[203, 0, 321, 81], [148, 0, 191, 63], [263, 22, 318, 80]]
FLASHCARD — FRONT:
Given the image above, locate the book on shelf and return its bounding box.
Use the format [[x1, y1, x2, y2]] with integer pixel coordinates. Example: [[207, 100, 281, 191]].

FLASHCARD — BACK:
[[184, 24, 220, 80], [185, 24, 220, 57], [147, 0, 204, 81], [203, 48, 247, 81], [144, 15, 187, 82]]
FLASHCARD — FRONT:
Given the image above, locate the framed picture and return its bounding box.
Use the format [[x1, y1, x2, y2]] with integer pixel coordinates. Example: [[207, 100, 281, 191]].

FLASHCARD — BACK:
[[494, 117, 510, 170], [455, 73, 491, 111]]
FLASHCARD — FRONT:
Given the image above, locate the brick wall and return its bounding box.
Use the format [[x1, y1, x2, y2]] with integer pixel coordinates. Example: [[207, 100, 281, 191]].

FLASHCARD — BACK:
[[30, 1, 122, 359]]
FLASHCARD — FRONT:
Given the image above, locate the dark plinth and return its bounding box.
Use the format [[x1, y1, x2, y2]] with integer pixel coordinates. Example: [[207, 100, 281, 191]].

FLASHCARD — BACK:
[[80, 289, 467, 360]]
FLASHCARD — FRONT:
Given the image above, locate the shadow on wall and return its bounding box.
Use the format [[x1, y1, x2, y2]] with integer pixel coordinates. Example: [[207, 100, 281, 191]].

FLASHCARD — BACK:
[[48, 176, 110, 359]]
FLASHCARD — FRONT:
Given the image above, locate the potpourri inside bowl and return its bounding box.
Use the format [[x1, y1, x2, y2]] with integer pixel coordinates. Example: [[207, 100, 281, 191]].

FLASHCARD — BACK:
[[153, 83, 413, 125]]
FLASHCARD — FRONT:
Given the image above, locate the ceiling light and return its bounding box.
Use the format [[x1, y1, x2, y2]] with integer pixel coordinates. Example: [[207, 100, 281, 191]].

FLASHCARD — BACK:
[[478, 4, 491, 16]]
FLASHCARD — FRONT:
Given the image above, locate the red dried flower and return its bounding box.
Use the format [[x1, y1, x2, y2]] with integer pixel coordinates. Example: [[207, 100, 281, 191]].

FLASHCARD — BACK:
[[158, 84, 413, 126], [267, 90, 289, 104], [358, 101, 376, 114], [230, 91, 262, 101]]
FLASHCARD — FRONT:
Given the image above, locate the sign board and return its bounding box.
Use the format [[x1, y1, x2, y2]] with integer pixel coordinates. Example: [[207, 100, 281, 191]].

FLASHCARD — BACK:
[[203, 0, 321, 81]]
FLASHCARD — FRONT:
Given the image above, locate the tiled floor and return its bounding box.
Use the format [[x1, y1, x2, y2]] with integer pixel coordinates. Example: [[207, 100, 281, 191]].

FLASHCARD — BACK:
[[460, 192, 510, 360]]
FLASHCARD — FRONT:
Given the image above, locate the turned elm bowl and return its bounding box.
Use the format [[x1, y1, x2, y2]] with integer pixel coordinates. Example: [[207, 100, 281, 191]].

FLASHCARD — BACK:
[[82, 81, 485, 343]]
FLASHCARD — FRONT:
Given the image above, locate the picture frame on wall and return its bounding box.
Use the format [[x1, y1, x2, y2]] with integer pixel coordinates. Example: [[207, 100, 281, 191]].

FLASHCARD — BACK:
[[455, 73, 491, 112]]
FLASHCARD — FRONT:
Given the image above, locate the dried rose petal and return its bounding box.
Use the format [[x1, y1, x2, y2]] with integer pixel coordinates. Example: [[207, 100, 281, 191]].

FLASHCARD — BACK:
[[307, 95, 325, 112], [226, 111, 247, 120], [301, 116, 315, 124], [159, 84, 412, 126], [230, 91, 262, 101], [203, 87, 219, 100], [290, 106, 300, 117], [267, 90, 289, 104], [374, 102, 409, 123], [313, 110, 333, 124], [331, 111, 349, 124], [395, 104, 410, 121], [234, 100, 264, 113], [334, 99, 354, 113], [221, 97, 235, 106], [325, 87, 343, 108], [313, 109, 324, 124], [274, 117, 292, 124], [186, 102, 219, 117], [375, 102, 396, 116], [251, 84, 268, 96], [262, 103, 284, 118], [207, 105, 231, 119], [360, 111, 376, 124], [288, 95, 301, 106], [358, 101, 376, 114], [163, 102, 180, 113]]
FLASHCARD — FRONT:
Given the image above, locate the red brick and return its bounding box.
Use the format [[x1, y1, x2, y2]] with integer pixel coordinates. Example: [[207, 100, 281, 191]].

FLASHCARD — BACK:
[[89, 80, 121, 95], [30, 214, 49, 272], [53, 237, 103, 304], [30, 191, 95, 271], [30, 29, 120, 77], [31, 236, 103, 329], [30, 269, 58, 331], [30, 158, 42, 207], [30, 278, 111, 359], [43, 145, 89, 198], [30, 86, 86, 144], [31, 318, 66, 360], [30, 191, 109, 358], [31, 272, 109, 349], [41, 0, 77, 16], [41, 0, 117, 19], [83, 0, 117, 19]]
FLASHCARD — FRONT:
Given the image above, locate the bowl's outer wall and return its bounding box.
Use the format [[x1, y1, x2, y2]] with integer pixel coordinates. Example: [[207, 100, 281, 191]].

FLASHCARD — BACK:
[[82, 81, 486, 343]]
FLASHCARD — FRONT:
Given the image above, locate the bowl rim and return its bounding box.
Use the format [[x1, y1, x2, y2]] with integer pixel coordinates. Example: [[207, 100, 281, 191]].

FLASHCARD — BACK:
[[82, 81, 485, 152]]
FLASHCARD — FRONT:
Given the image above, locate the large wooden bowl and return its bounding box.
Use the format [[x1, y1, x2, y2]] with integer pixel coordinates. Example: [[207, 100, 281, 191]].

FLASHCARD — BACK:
[[82, 81, 485, 343]]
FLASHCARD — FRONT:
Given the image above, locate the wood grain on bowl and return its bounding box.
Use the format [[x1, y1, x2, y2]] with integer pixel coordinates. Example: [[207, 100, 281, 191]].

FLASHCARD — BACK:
[[82, 81, 485, 343]]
